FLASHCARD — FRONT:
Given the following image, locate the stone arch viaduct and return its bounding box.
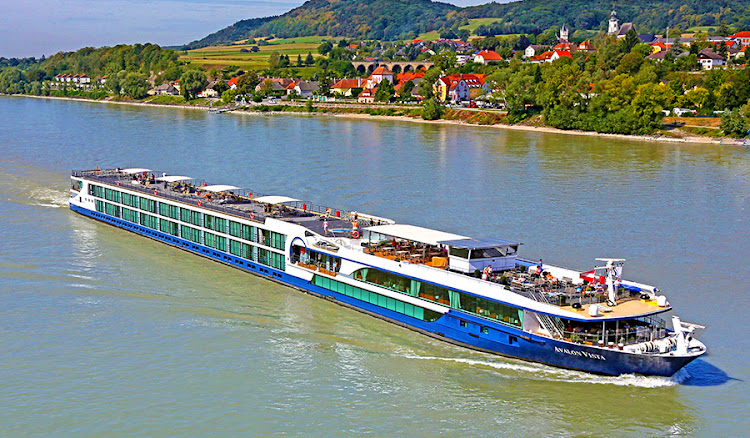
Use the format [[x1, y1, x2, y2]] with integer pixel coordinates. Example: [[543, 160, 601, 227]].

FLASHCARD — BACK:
[[351, 61, 434, 75]]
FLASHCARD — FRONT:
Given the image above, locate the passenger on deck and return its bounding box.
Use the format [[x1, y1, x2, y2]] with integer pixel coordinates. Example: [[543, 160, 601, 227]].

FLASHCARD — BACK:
[[537, 259, 543, 275]]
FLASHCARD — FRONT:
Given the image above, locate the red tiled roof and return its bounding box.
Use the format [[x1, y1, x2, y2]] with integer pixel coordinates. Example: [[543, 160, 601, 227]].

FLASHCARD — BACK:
[[371, 66, 393, 75], [475, 50, 503, 61], [730, 31, 750, 38], [227, 77, 239, 86], [332, 78, 363, 89]]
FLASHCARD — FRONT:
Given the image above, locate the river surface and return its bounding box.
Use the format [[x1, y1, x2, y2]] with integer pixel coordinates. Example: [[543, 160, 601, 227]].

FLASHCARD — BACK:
[[0, 96, 748, 437]]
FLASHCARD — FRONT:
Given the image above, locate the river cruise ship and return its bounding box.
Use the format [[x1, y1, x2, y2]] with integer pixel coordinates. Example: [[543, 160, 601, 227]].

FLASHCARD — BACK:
[[69, 167, 707, 376]]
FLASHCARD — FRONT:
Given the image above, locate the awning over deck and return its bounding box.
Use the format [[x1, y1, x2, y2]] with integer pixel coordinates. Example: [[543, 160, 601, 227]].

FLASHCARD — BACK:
[[364, 224, 468, 246], [121, 168, 151, 174], [253, 196, 300, 204], [202, 184, 241, 192], [438, 237, 520, 248], [155, 175, 193, 182]]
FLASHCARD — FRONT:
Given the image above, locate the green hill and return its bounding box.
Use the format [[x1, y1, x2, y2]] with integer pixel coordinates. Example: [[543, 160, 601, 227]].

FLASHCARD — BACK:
[[182, 0, 458, 50], [461, 0, 750, 36], [183, 0, 750, 50]]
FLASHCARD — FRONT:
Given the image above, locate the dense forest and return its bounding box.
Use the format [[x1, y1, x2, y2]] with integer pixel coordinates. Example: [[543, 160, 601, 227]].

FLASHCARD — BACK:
[[464, 0, 750, 36], [184, 0, 750, 50], [183, 0, 459, 49], [0, 44, 183, 97]]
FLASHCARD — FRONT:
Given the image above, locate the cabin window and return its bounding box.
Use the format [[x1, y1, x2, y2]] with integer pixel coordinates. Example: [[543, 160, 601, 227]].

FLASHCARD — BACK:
[[139, 213, 158, 230], [89, 184, 104, 198], [95, 200, 105, 213], [469, 247, 505, 259], [121, 193, 139, 208], [159, 218, 179, 236], [104, 188, 120, 203], [104, 202, 120, 218], [449, 247, 469, 258], [204, 232, 226, 251], [203, 215, 226, 233], [180, 208, 202, 227], [180, 225, 202, 244], [139, 197, 157, 213], [158, 202, 179, 220], [122, 207, 138, 224]]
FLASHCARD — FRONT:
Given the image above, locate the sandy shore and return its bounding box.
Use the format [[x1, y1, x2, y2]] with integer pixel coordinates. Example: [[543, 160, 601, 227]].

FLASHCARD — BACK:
[[16, 94, 743, 146]]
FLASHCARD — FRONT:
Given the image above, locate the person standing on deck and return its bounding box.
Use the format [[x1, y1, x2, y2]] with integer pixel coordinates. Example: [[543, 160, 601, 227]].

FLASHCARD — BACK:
[[537, 259, 543, 275]]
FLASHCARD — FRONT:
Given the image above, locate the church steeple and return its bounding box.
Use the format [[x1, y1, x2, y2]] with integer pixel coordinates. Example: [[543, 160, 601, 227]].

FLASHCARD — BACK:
[[559, 24, 569, 42], [608, 10, 620, 35]]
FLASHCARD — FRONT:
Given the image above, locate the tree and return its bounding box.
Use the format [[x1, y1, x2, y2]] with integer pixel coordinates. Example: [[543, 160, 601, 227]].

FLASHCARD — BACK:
[[617, 52, 644, 75], [305, 52, 314, 66], [399, 80, 415, 98], [297, 54, 303, 67], [621, 29, 640, 53], [221, 89, 237, 105], [417, 67, 441, 99], [108, 70, 128, 95], [432, 50, 457, 72], [422, 98, 443, 120], [268, 51, 281, 70], [317, 41, 333, 55], [721, 108, 749, 137], [122, 72, 149, 98], [237, 71, 260, 95], [374, 78, 394, 102], [259, 79, 274, 96], [180, 69, 208, 100]]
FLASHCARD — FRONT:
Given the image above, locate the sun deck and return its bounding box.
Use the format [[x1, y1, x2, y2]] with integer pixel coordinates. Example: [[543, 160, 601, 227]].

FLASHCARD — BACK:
[[74, 169, 363, 234]]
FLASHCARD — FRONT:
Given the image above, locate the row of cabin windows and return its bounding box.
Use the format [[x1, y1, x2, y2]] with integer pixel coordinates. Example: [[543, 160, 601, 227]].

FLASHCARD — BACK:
[[159, 202, 180, 220], [88, 185, 286, 251], [353, 267, 522, 328], [313, 275, 441, 322]]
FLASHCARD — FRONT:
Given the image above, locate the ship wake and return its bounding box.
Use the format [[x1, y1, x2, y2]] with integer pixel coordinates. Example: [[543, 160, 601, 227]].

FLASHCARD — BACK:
[[401, 353, 682, 388]]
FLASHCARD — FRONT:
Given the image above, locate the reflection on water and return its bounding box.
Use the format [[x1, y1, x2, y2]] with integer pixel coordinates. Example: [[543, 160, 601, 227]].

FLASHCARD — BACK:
[[0, 96, 747, 436]]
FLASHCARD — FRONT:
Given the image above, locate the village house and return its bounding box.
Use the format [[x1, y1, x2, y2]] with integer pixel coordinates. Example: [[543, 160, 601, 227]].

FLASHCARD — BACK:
[[153, 84, 179, 96], [330, 78, 365, 97], [256, 77, 296, 93], [357, 87, 376, 103], [394, 71, 425, 99], [227, 77, 239, 90], [473, 50, 503, 64], [197, 81, 220, 98], [577, 41, 596, 52], [698, 48, 726, 70], [433, 74, 490, 102], [529, 50, 572, 64], [730, 31, 750, 46], [292, 81, 320, 98], [524, 45, 548, 58], [366, 66, 393, 88]]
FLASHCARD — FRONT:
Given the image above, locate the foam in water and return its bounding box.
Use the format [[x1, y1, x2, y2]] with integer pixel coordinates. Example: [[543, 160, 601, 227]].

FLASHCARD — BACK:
[[29, 187, 70, 208], [400, 353, 679, 388]]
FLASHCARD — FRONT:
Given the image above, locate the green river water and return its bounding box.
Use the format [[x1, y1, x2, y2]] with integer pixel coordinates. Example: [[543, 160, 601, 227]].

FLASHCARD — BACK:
[[0, 96, 747, 437]]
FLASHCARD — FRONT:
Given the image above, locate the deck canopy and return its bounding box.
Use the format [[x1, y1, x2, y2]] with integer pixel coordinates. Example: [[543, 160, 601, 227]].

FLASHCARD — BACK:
[[155, 175, 192, 182], [438, 237, 520, 249], [202, 184, 241, 192], [121, 168, 151, 174], [364, 224, 468, 246], [254, 195, 301, 204]]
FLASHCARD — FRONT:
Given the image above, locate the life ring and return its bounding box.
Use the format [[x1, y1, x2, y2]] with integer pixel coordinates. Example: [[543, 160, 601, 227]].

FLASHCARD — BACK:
[[351, 230, 360, 239], [116, 181, 121, 186], [197, 200, 202, 206], [153, 189, 158, 195]]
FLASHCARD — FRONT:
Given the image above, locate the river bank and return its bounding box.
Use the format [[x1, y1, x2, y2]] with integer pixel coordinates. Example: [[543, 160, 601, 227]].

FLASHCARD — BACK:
[[15, 94, 744, 146]]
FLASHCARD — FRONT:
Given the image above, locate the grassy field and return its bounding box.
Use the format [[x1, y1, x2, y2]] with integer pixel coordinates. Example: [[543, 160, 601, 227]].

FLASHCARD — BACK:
[[460, 17, 503, 33], [180, 37, 332, 71], [415, 18, 509, 41], [685, 26, 716, 33]]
